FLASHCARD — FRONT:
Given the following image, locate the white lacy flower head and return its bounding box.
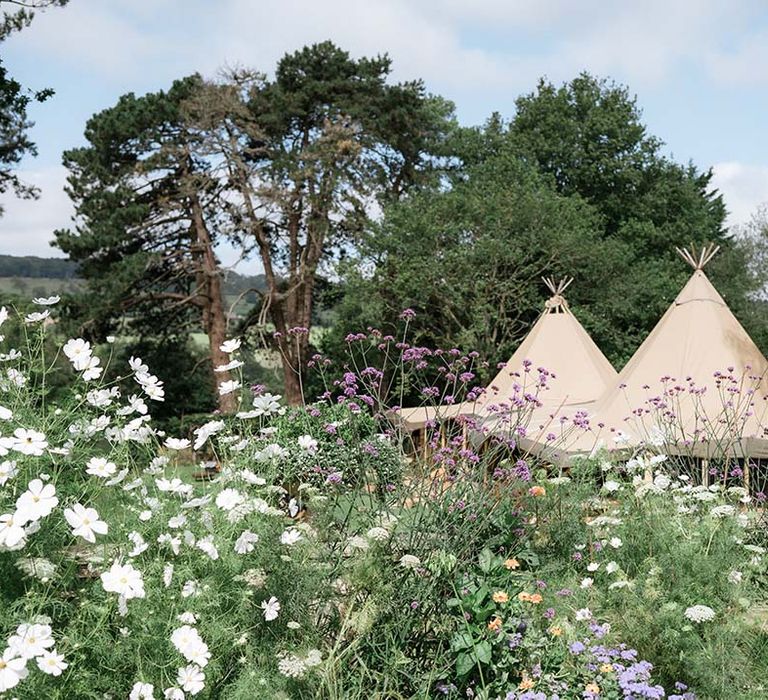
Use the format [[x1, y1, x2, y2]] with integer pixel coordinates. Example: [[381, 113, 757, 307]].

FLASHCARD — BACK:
[[277, 652, 307, 679], [399, 554, 421, 570], [684, 604, 716, 623], [15, 557, 57, 582], [366, 526, 390, 542], [710, 505, 735, 519]]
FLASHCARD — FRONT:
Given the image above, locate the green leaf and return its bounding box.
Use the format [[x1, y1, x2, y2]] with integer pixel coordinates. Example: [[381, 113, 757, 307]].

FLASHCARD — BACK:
[[478, 547, 494, 573], [455, 651, 474, 677]]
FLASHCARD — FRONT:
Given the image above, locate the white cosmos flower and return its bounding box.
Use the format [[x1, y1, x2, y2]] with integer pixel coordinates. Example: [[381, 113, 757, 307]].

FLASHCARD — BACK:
[[215, 488, 244, 511], [684, 605, 716, 623], [165, 437, 191, 450], [86, 457, 117, 478], [220, 338, 241, 353], [12, 429, 48, 456], [0, 513, 26, 549], [196, 536, 219, 560], [6, 368, 25, 387], [609, 537, 623, 549], [155, 478, 193, 497], [575, 608, 592, 621], [36, 649, 67, 676], [33, 295, 60, 306], [192, 420, 225, 450], [64, 503, 108, 543], [602, 480, 621, 493], [234, 530, 259, 554], [0, 459, 17, 485], [177, 664, 205, 695], [171, 626, 210, 667], [587, 562, 600, 572], [0, 648, 28, 692], [280, 528, 302, 546], [63, 338, 92, 370], [80, 354, 103, 381], [606, 561, 620, 574], [129, 681, 155, 700], [0, 405, 12, 420], [163, 563, 174, 588], [164, 687, 185, 700], [261, 596, 281, 621], [24, 310, 50, 323], [101, 561, 145, 599], [297, 434, 318, 452], [580, 577, 594, 589], [181, 580, 201, 598], [8, 623, 54, 659], [0, 306, 7, 327], [218, 380, 241, 396], [728, 569, 743, 584], [15, 479, 58, 524], [214, 359, 244, 373]]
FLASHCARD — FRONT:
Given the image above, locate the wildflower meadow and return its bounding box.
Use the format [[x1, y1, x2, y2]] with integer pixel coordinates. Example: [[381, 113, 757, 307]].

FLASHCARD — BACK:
[[0, 300, 767, 700]]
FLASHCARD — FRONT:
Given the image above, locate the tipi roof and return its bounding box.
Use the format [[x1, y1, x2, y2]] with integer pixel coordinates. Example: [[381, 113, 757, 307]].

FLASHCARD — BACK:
[[394, 278, 618, 431], [548, 245, 768, 459]]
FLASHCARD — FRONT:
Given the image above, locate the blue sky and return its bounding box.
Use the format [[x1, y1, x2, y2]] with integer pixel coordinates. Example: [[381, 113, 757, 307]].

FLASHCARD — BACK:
[[2, 0, 767, 272]]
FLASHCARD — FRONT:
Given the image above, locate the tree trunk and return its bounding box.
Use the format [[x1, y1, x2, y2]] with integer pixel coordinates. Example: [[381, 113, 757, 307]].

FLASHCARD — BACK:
[[190, 194, 238, 414]]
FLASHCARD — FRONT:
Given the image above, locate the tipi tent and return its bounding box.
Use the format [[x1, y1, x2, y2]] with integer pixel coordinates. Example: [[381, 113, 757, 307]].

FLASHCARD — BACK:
[[542, 245, 768, 460], [394, 278, 619, 435]]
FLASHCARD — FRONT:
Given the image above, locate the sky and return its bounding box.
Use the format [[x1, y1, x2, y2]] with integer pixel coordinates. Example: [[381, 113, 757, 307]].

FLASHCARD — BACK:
[[2, 0, 768, 273]]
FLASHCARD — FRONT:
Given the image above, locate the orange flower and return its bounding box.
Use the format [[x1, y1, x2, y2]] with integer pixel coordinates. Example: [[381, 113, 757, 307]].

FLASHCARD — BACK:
[[517, 591, 531, 602], [600, 664, 614, 674], [585, 682, 600, 694], [492, 590, 509, 604], [549, 625, 562, 636], [528, 593, 543, 604], [487, 616, 502, 632], [528, 485, 546, 497], [519, 677, 534, 691], [504, 558, 520, 570]]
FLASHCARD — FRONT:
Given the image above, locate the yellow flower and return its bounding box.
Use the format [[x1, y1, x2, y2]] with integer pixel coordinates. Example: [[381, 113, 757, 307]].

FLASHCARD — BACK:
[[492, 590, 509, 604], [600, 664, 614, 673], [519, 677, 535, 690], [528, 485, 546, 497], [585, 682, 600, 694], [487, 616, 502, 632], [549, 625, 562, 636], [504, 558, 520, 570]]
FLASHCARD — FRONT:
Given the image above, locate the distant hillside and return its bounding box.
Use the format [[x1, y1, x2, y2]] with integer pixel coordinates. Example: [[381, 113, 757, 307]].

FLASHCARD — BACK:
[[0, 255, 78, 279], [0, 255, 266, 312]]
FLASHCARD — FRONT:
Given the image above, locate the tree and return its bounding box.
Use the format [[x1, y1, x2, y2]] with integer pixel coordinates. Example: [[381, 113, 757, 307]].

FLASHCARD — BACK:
[[0, 0, 68, 214], [54, 76, 238, 413], [183, 43, 454, 404], [322, 140, 616, 395], [330, 74, 764, 375]]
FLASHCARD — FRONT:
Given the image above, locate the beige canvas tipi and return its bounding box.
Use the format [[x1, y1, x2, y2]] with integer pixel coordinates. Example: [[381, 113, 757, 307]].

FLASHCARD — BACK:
[[550, 245, 768, 459], [394, 278, 618, 433]]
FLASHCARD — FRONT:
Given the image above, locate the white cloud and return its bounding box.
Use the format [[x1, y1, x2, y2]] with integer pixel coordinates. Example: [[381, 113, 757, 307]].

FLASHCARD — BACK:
[[0, 166, 72, 257], [712, 162, 768, 227]]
